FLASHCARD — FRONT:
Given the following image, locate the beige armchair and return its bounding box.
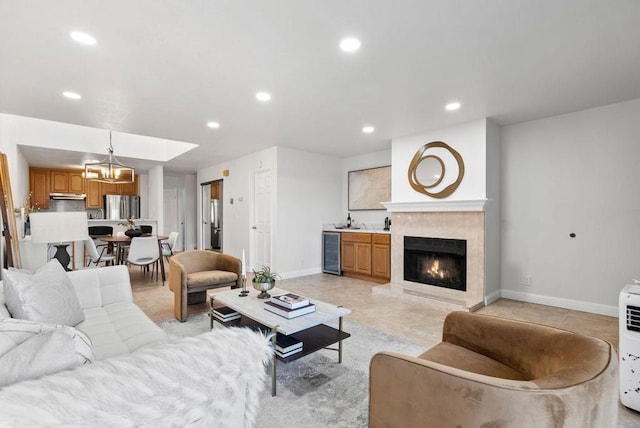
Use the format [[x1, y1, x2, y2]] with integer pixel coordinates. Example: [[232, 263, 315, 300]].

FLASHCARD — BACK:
[[369, 311, 618, 428], [169, 250, 241, 322]]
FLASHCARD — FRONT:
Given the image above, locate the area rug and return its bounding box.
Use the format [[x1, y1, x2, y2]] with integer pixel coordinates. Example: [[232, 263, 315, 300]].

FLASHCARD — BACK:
[[158, 312, 425, 428]]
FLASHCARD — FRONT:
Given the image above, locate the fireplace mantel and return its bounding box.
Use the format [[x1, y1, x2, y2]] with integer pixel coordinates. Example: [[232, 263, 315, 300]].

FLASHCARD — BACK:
[[382, 199, 489, 213]]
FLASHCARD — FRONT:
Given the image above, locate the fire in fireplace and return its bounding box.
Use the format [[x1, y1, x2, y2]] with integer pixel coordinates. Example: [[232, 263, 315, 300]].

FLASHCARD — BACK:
[[404, 236, 467, 291]]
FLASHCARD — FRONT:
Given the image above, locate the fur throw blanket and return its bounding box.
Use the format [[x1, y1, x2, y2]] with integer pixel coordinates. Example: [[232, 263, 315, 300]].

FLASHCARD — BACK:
[[0, 328, 272, 428]]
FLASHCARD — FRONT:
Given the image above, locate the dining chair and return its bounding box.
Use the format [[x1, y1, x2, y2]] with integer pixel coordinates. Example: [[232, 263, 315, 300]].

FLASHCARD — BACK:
[[87, 225, 113, 263], [139, 225, 153, 234], [127, 236, 161, 282], [161, 231, 179, 262], [85, 238, 117, 267]]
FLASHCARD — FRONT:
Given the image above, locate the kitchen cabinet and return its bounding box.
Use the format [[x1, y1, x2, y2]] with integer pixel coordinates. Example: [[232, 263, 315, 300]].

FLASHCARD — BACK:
[[29, 168, 50, 209], [372, 234, 391, 280], [50, 170, 85, 193], [85, 180, 102, 209], [50, 171, 69, 192], [69, 172, 84, 193], [101, 182, 119, 195], [340, 232, 390, 283], [119, 180, 138, 195]]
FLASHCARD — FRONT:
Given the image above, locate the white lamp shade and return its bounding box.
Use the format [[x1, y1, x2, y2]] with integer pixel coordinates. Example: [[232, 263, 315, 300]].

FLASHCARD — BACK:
[[29, 212, 89, 244]]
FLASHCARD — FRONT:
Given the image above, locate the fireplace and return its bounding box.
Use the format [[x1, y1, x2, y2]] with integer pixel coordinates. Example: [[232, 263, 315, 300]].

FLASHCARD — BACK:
[[404, 236, 467, 291]]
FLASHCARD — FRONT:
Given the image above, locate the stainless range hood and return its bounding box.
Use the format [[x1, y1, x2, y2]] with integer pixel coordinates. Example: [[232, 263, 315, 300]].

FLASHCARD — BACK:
[[50, 192, 87, 200]]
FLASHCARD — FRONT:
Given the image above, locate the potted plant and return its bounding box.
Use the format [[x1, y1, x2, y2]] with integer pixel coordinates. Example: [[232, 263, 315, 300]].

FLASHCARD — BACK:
[[252, 265, 281, 299], [119, 218, 143, 237]]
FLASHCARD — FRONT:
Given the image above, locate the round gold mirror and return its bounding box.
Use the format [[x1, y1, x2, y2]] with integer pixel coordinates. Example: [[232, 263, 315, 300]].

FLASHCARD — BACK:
[[408, 141, 464, 198]]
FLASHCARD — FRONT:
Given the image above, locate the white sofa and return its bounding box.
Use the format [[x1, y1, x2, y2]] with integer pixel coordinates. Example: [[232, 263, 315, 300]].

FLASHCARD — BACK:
[[66, 265, 167, 359], [0, 265, 272, 427]]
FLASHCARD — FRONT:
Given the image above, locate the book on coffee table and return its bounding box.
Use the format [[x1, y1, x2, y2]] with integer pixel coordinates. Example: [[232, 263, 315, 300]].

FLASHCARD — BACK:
[[213, 306, 241, 322], [270, 292, 310, 310], [276, 347, 303, 358], [264, 301, 316, 319], [275, 334, 303, 354]]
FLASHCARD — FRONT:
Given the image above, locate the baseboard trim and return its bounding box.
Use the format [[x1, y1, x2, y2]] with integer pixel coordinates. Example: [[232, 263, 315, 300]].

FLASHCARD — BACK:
[[500, 289, 618, 318], [484, 289, 501, 306], [279, 267, 322, 280]]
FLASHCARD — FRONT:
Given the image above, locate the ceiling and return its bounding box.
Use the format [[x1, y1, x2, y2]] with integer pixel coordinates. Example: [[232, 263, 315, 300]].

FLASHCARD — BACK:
[[1, 0, 639, 173]]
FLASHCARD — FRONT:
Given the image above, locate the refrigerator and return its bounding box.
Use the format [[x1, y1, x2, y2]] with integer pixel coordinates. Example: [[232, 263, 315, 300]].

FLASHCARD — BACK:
[[210, 199, 222, 250], [104, 195, 141, 219]]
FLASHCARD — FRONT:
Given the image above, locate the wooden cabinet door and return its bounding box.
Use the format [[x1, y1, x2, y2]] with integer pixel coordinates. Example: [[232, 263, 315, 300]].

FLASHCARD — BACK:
[[119, 178, 138, 195], [341, 241, 356, 272], [69, 172, 84, 193], [50, 171, 69, 192], [29, 168, 50, 209], [372, 244, 391, 280], [85, 180, 102, 209], [354, 242, 372, 275], [102, 182, 119, 195]]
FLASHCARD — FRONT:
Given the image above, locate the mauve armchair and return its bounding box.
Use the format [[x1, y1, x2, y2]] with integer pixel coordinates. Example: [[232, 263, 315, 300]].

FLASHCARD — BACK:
[[369, 311, 618, 428]]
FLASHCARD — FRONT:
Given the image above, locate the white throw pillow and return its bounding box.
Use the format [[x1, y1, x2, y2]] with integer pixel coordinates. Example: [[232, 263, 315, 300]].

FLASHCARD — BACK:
[[2, 260, 85, 326], [0, 318, 94, 386]]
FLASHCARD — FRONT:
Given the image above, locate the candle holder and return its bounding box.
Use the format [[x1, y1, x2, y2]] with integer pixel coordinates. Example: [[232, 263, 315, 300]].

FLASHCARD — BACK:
[[239, 277, 249, 297]]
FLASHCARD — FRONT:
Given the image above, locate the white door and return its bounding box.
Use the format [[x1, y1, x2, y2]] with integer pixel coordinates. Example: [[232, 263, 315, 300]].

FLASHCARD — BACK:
[[163, 188, 178, 235], [253, 170, 272, 269]]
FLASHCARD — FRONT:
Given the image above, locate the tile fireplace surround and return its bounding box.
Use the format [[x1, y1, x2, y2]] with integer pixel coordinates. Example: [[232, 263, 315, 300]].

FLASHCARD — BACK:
[[375, 203, 487, 312]]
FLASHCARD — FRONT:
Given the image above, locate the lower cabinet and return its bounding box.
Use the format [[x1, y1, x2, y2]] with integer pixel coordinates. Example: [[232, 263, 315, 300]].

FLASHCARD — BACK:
[[340, 232, 390, 283]]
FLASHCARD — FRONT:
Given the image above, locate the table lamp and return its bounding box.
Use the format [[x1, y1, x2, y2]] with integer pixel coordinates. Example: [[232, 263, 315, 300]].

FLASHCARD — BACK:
[[29, 212, 89, 271]]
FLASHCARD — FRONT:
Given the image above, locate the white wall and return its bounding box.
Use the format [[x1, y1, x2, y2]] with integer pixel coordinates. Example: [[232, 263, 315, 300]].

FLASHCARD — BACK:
[[0, 115, 33, 205], [392, 119, 488, 202], [163, 172, 197, 251], [341, 149, 391, 226], [198, 147, 278, 266], [277, 147, 342, 277], [485, 120, 502, 301], [147, 165, 164, 235], [501, 98, 640, 316]]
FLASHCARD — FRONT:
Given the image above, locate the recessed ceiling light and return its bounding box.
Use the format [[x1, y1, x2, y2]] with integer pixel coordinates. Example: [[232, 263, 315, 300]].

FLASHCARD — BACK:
[[445, 102, 461, 111], [63, 91, 82, 100], [255, 92, 271, 102], [70, 31, 97, 46], [207, 121, 220, 129], [340, 37, 361, 52], [362, 126, 375, 134]]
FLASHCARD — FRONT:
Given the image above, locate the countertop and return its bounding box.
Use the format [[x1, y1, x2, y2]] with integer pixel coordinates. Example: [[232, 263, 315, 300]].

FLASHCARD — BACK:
[[323, 228, 391, 235], [88, 219, 157, 222]]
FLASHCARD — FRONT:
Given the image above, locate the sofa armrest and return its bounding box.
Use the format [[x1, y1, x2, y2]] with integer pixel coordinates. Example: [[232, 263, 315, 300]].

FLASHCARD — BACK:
[[369, 351, 618, 428]]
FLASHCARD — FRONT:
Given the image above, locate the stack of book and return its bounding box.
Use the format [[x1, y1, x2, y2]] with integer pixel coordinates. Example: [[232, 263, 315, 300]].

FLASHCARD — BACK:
[[212, 306, 241, 322], [264, 292, 316, 319], [275, 334, 303, 358]]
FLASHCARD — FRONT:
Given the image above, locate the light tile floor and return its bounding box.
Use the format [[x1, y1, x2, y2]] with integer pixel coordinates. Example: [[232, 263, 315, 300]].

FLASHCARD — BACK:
[[130, 267, 638, 425]]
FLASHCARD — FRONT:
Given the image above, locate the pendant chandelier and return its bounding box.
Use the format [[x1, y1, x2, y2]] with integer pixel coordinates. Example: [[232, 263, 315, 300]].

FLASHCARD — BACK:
[[84, 131, 134, 183]]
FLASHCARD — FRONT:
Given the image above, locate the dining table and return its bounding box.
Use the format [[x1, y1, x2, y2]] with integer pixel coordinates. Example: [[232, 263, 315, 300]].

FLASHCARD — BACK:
[[98, 234, 169, 282]]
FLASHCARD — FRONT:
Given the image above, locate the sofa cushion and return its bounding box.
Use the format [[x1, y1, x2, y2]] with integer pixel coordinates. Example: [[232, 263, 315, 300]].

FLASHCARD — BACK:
[[0, 318, 94, 386], [76, 301, 166, 360], [186, 270, 238, 288], [419, 341, 528, 381], [0, 281, 10, 318], [2, 261, 84, 326]]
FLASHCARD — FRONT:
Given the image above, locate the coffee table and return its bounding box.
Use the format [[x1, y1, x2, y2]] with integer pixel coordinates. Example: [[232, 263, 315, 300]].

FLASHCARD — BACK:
[[208, 287, 351, 396]]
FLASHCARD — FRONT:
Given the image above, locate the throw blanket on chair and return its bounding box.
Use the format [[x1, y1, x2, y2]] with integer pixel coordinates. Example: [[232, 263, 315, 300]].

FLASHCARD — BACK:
[[0, 328, 272, 428]]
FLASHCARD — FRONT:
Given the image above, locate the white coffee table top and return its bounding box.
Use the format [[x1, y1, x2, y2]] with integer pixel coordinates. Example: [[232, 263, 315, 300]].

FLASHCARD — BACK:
[[212, 287, 351, 336]]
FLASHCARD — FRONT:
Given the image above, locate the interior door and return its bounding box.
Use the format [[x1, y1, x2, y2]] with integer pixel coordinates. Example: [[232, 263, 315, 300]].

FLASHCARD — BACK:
[[201, 183, 212, 250], [253, 170, 272, 269]]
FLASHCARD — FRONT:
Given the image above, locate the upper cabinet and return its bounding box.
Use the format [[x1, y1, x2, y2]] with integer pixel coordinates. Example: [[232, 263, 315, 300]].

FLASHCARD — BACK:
[[29, 168, 50, 209], [29, 167, 138, 210], [49, 170, 85, 194]]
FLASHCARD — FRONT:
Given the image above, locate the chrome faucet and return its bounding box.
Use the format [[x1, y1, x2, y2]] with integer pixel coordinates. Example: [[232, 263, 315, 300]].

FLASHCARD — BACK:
[[98, 208, 104, 219]]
